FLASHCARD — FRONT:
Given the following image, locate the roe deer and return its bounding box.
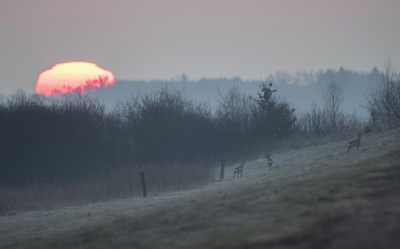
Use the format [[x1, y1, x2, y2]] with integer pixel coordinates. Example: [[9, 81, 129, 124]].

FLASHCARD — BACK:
[[233, 160, 246, 178], [266, 155, 273, 171], [348, 133, 362, 153]]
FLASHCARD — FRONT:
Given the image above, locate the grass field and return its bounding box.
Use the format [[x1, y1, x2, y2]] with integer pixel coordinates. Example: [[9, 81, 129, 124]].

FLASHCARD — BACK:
[[1, 127, 400, 249]]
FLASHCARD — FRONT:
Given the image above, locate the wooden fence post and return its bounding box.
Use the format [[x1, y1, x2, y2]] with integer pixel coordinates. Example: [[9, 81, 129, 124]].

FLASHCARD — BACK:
[[140, 172, 147, 197], [220, 159, 225, 179]]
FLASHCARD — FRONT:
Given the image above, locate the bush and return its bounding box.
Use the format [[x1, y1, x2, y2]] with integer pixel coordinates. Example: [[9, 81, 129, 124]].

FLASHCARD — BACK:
[[0, 91, 109, 185], [118, 87, 217, 163], [365, 60, 400, 126], [251, 82, 296, 140]]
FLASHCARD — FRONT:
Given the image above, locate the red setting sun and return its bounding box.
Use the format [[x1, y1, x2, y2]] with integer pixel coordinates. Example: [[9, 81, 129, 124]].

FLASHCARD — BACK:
[[36, 61, 115, 96]]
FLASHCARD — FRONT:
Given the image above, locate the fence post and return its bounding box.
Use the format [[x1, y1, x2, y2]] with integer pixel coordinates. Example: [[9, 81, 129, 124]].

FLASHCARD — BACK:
[[220, 159, 225, 179], [140, 172, 147, 197]]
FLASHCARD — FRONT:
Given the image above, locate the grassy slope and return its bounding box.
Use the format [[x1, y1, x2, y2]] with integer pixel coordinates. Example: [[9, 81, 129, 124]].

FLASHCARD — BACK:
[[3, 128, 400, 249]]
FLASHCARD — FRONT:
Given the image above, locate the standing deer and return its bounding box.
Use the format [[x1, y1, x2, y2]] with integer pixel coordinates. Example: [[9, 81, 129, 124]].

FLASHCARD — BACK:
[[233, 160, 246, 179], [265, 155, 273, 171], [348, 133, 362, 153]]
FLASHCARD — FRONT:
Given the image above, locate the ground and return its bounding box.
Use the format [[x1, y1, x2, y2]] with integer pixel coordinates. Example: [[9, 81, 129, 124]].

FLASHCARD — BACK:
[[1, 127, 400, 249]]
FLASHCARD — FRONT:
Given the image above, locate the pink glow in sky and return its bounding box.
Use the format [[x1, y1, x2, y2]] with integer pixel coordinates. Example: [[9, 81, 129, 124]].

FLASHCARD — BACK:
[[1, 0, 399, 94]]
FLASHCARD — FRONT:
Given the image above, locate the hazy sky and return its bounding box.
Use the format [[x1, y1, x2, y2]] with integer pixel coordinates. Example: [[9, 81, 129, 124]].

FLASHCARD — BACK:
[[1, 0, 399, 95]]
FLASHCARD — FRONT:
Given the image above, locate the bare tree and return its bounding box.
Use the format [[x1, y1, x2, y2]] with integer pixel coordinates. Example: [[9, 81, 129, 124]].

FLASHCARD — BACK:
[[216, 84, 253, 135], [365, 60, 400, 126], [323, 76, 344, 132]]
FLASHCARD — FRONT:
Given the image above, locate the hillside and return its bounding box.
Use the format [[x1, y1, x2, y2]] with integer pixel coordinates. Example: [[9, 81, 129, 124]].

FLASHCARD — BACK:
[[1, 127, 400, 249]]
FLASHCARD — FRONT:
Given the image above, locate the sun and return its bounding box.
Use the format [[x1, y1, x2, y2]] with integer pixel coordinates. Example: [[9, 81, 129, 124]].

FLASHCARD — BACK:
[[36, 61, 116, 96]]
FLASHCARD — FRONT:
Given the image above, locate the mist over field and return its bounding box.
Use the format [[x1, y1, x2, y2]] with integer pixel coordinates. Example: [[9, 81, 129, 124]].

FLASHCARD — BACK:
[[93, 67, 380, 117], [1, 59, 400, 249], [1, 0, 400, 247]]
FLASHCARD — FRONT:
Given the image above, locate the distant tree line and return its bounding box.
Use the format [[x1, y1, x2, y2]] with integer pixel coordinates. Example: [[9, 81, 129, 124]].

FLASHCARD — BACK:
[[95, 67, 381, 117]]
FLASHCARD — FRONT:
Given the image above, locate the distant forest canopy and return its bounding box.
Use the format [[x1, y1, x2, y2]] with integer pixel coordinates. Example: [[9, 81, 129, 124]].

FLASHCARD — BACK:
[[93, 67, 381, 117]]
